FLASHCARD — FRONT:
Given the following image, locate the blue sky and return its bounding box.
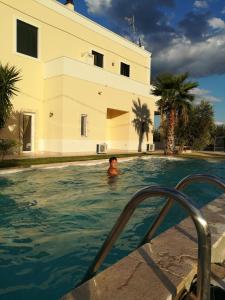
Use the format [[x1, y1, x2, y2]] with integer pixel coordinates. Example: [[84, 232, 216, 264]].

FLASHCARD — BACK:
[[58, 0, 225, 124]]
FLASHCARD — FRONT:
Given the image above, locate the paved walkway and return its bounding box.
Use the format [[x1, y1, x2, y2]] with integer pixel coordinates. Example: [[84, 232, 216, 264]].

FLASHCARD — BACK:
[[211, 261, 225, 291]]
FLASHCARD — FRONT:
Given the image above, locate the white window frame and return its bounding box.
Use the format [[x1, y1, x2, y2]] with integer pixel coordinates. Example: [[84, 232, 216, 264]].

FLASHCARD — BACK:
[[81, 114, 88, 137], [14, 16, 41, 61]]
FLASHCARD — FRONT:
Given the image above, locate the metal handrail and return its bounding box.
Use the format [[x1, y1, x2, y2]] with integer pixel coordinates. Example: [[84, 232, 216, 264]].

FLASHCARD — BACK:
[[80, 186, 211, 300], [141, 174, 225, 244]]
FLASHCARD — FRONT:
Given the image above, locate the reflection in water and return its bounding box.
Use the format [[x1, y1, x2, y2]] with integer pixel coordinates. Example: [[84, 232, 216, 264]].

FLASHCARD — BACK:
[[0, 158, 224, 300]]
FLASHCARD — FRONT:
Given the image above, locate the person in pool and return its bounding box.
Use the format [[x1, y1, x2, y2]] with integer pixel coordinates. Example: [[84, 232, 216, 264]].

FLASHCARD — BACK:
[[107, 157, 120, 177]]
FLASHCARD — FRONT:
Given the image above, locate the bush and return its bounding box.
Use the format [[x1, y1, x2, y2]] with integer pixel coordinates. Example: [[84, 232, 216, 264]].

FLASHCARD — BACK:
[[0, 139, 18, 161]]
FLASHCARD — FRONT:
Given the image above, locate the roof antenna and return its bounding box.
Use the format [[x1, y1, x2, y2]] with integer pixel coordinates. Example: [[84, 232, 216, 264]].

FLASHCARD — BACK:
[[124, 15, 136, 42], [138, 37, 142, 47]]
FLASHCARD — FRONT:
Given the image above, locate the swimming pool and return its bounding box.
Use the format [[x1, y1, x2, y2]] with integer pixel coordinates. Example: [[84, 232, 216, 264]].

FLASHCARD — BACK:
[[0, 157, 225, 300]]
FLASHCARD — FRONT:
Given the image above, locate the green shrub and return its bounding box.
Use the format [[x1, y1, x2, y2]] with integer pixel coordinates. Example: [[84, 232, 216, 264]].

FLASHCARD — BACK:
[[0, 139, 18, 161]]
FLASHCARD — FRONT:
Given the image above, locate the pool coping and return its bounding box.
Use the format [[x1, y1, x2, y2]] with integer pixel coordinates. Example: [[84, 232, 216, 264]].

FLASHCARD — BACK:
[[0, 155, 185, 175], [61, 194, 225, 300], [0, 157, 135, 174]]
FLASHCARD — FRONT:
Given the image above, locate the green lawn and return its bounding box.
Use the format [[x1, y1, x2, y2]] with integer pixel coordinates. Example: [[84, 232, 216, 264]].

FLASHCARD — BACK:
[[0, 153, 146, 169], [180, 151, 225, 160]]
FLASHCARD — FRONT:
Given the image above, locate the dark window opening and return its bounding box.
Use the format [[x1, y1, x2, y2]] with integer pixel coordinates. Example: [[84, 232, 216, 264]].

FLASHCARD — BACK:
[[120, 62, 130, 77], [92, 50, 104, 68], [17, 19, 38, 58]]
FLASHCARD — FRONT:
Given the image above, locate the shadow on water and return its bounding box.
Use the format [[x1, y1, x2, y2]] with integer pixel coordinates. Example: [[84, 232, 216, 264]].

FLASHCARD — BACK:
[[0, 176, 14, 188]]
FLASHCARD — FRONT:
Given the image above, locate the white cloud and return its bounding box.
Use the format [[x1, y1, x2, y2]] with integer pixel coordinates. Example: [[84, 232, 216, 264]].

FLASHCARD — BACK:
[[192, 88, 222, 104], [208, 17, 225, 30], [215, 121, 225, 125], [154, 32, 225, 77], [222, 8, 225, 14], [194, 1, 208, 8], [84, 0, 112, 14]]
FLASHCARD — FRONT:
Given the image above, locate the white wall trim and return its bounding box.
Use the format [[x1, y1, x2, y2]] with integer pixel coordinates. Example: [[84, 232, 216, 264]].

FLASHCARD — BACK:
[[44, 57, 153, 98], [35, 0, 151, 57]]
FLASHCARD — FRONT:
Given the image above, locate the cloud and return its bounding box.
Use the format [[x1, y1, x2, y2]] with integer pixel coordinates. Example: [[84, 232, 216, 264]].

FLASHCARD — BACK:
[[84, 0, 112, 14], [222, 8, 225, 14], [208, 17, 225, 30], [215, 121, 225, 125], [194, 1, 208, 9], [179, 12, 211, 42], [84, 0, 225, 78], [192, 88, 222, 104], [153, 32, 225, 77]]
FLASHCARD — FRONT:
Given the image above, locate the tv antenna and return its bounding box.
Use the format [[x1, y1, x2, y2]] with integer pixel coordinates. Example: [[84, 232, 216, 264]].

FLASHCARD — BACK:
[[125, 15, 136, 37]]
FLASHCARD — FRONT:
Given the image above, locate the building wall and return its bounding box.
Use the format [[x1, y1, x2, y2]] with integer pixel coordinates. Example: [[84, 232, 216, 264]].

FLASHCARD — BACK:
[[42, 73, 155, 153], [0, 0, 156, 154]]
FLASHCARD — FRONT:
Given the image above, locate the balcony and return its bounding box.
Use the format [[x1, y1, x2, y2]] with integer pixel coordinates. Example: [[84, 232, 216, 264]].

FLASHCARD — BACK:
[[44, 56, 151, 97]]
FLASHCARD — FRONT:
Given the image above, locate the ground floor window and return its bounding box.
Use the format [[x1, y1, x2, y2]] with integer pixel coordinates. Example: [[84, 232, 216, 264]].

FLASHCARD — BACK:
[[81, 114, 88, 137]]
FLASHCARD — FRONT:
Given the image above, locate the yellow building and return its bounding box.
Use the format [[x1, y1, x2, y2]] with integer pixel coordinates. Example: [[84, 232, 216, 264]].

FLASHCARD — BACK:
[[0, 0, 156, 154]]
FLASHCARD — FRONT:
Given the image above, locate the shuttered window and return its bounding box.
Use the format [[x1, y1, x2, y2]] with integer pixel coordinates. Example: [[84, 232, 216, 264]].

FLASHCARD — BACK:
[[92, 50, 104, 68], [17, 19, 38, 58], [120, 62, 130, 77]]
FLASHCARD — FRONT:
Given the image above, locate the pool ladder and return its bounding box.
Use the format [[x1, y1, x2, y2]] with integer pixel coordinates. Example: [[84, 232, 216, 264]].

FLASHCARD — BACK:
[[80, 174, 225, 300]]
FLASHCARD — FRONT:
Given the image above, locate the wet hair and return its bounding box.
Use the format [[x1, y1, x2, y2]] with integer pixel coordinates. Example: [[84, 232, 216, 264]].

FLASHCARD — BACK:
[[109, 156, 117, 163]]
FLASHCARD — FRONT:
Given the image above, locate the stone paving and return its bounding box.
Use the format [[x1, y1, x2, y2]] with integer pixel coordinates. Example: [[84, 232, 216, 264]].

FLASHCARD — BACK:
[[211, 261, 225, 291], [61, 194, 225, 300]]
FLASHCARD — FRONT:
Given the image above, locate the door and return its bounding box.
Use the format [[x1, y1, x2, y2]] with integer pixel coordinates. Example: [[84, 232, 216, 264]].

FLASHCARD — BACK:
[[23, 113, 35, 152]]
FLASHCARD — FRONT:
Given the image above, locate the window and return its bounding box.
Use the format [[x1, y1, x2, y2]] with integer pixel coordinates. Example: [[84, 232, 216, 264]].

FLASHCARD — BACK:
[[17, 19, 38, 58], [81, 114, 88, 137], [92, 50, 104, 68], [120, 62, 130, 77]]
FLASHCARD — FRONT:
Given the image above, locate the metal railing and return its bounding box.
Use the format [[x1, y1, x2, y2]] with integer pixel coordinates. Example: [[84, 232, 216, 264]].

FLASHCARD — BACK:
[[80, 185, 211, 300], [141, 174, 225, 244]]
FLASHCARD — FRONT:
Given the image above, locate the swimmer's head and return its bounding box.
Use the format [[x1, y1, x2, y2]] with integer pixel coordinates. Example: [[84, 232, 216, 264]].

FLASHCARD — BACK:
[[109, 156, 117, 167]]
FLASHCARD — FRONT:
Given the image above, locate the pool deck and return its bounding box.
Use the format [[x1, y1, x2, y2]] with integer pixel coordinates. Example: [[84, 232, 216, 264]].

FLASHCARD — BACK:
[[61, 194, 225, 300], [1, 149, 225, 173]]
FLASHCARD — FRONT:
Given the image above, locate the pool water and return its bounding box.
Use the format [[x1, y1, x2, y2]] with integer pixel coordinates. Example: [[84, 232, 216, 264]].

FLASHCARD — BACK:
[[0, 157, 225, 300]]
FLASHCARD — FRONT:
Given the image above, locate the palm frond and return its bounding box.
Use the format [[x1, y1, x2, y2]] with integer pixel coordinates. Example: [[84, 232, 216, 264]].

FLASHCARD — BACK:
[[0, 63, 21, 128]]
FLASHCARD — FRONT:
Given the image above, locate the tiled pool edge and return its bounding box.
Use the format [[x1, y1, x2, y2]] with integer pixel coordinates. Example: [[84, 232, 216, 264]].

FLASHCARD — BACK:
[[61, 194, 225, 300]]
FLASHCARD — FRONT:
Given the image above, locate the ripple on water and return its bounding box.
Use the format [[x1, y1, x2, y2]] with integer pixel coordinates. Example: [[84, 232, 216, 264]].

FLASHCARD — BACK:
[[0, 157, 225, 299]]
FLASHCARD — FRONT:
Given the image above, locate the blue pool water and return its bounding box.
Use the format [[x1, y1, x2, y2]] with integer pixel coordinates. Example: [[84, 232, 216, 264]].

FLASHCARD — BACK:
[[0, 157, 225, 300]]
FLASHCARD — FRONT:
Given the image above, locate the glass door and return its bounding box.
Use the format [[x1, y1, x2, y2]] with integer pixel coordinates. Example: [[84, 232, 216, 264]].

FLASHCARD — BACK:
[[23, 113, 34, 152]]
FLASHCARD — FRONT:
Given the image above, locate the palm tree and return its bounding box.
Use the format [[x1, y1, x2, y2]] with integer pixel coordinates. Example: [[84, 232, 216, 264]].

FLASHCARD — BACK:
[[0, 63, 21, 129], [152, 73, 198, 155], [132, 98, 152, 152]]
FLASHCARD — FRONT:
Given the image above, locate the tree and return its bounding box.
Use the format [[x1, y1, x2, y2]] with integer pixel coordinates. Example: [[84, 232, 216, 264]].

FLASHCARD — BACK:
[[0, 63, 21, 129], [132, 98, 152, 152], [189, 101, 215, 150], [214, 124, 225, 137], [153, 128, 161, 142], [175, 118, 190, 153], [152, 73, 198, 155]]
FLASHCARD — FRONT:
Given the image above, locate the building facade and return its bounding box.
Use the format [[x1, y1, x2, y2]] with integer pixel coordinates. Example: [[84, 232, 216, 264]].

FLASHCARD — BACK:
[[0, 0, 156, 154]]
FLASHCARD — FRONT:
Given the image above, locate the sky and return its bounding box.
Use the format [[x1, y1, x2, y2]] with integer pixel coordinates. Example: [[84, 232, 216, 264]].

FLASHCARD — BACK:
[[58, 0, 225, 124]]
